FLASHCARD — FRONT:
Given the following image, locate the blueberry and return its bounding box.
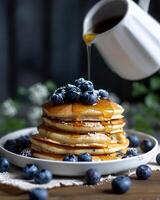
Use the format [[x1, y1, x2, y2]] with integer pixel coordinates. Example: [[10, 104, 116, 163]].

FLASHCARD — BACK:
[[140, 139, 154, 153], [16, 135, 31, 150], [65, 86, 81, 102], [0, 157, 10, 172], [127, 148, 138, 156], [85, 168, 101, 185], [34, 169, 53, 184], [65, 84, 76, 91], [79, 81, 94, 92], [74, 78, 85, 87], [51, 93, 64, 104], [29, 188, 48, 200], [156, 153, 160, 165], [78, 153, 92, 162], [98, 89, 109, 99], [63, 154, 78, 162], [127, 134, 140, 147], [112, 176, 132, 194], [4, 139, 18, 153], [22, 164, 38, 179], [55, 86, 66, 98], [136, 165, 152, 180], [80, 91, 98, 105], [20, 148, 32, 157]]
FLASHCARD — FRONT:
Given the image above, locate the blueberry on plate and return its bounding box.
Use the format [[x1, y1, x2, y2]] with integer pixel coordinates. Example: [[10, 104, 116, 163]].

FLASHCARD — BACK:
[[29, 188, 48, 200], [16, 135, 31, 150], [63, 154, 78, 162], [126, 148, 138, 157], [112, 176, 132, 194], [140, 139, 154, 153], [0, 157, 10, 173], [156, 153, 160, 165], [20, 148, 32, 157], [65, 86, 81, 102], [127, 134, 140, 147], [34, 169, 53, 184], [74, 78, 86, 87], [80, 91, 98, 105], [4, 139, 18, 153], [51, 93, 64, 104], [85, 168, 101, 185], [98, 89, 109, 99], [79, 80, 94, 92], [78, 153, 92, 162], [22, 164, 38, 179], [136, 165, 152, 180]]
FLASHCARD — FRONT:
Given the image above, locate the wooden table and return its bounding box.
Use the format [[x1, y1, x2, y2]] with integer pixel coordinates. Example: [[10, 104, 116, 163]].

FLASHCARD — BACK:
[[0, 171, 160, 200]]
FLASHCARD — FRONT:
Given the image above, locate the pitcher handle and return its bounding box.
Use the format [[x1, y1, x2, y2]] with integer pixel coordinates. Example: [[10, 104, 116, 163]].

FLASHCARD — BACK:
[[138, 0, 151, 12]]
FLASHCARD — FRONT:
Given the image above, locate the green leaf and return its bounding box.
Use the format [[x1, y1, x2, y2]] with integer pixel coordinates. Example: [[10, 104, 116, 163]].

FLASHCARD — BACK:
[[45, 81, 57, 92], [132, 82, 148, 97], [150, 76, 160, 91], [144, 93, 159, 109]]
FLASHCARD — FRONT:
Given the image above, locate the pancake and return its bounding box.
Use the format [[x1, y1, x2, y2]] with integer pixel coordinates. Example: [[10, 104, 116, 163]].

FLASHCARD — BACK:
[[37, 125, 127, 147], [32, 150, 127, 161], [31, 137, 129, 155], [43, 117, 126, 133], [43, 99, 124, 121]]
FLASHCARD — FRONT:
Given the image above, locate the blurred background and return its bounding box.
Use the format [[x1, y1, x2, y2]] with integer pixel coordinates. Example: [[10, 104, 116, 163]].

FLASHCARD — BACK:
[[0, 0, 159, 135]]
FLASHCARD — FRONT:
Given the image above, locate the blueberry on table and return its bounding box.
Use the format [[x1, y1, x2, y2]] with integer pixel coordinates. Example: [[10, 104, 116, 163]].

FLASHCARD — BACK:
[[85, 168, 101, 185], [127, 134, 140, 147], [34, 169, 53, 184], [78, 153, 92, 162], [0, 157, 10, 172], [136, 165, 152, 180], [63, 154, 78, 162], [80, 91, 98, 105], [140, 139, 154, 153], [112, 176, 132, 194], [51, 93, 64, 104], [79, 81, 94, 92], [22, 164, 38, 179], [156, 153, 160, 165], [98, 89, 109, 99], [4, 139, 18, 153], [29, 188, 48, 200]]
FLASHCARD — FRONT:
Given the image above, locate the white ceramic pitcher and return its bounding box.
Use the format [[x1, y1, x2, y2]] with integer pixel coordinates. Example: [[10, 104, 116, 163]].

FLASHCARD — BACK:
[[83, 0, 160, 80]]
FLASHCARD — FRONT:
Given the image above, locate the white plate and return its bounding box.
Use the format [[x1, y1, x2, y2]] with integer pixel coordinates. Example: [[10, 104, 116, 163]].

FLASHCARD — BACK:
[[0, 128, 158, 176]]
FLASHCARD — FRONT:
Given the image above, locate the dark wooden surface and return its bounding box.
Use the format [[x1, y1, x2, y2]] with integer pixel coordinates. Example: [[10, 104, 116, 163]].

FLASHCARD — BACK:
[[0, 171, 160, 200]]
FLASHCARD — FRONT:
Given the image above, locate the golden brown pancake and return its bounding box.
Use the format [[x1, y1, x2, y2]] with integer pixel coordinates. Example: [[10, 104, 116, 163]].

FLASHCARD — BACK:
[[43, 117, 125, 133], [31, 137, 129, 155], [37, 125, 127, 147], [32, 150, 127, 161], [43, 99, 124, 121]]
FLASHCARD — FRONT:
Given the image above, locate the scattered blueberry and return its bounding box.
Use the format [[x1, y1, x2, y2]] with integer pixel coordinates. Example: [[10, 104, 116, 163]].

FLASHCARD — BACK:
[[34, 169, 53, 184], [63, 154, 78, 162], [78, 153, 92, 162], [22, 164, 38, 179], [79, 81, 94, 92], [98, 89, 109, 99], [136, 165, 152, 180], [20, 148, 32, 157], [29, 188, 48, 200], [140, 139, 154, 153], [80, 91, 98, 105], [4, 139, 18, 153], [51, 93, 64, 104], [65, 86, 81, 102], [112, 176, 132, 194], [0, 157, 10, 172], [85, 168, 101, 185], [156, 153, 160, 165], [74, 78, 85, 87], [127, 134, 140, 147]]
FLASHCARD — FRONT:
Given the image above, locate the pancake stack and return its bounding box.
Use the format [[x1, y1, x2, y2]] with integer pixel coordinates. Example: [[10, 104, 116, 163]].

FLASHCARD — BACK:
[[31, 99, 129, 161]]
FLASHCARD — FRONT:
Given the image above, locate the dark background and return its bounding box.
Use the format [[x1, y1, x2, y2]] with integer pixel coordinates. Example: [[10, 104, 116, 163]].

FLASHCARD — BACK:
[[0, 0, 159, 103]]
